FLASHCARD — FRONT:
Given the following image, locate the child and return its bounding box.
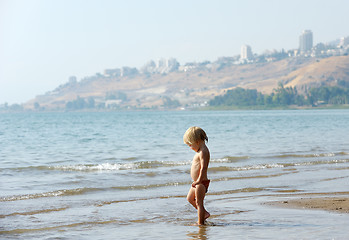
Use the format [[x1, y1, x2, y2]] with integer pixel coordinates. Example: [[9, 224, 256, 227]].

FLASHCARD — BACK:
[[183, 126, 211, 225]]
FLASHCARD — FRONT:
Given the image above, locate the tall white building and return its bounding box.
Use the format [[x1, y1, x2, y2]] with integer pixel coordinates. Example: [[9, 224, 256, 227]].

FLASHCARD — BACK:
[[339, 36, 349, 47], [156, 58, 180, 74], [241, 45, 253, 60], [299, 30, 313, 53]]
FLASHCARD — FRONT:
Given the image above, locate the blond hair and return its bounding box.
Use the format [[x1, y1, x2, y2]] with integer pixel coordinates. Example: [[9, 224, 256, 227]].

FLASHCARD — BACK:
[[183, 126, 208, 145]]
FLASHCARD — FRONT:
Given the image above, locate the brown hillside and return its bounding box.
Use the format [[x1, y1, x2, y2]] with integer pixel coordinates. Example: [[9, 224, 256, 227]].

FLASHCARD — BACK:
[[282, 56, 349, 92], [24, 56, 349, 109]]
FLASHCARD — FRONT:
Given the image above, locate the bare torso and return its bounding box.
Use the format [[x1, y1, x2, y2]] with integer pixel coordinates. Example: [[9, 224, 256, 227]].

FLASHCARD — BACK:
[[190, 146, 209, 181], [190, 155, 202, 181]]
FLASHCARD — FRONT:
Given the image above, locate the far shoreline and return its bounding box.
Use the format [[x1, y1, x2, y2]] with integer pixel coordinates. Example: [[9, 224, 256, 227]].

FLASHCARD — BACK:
[[1, 104, 349, 113]]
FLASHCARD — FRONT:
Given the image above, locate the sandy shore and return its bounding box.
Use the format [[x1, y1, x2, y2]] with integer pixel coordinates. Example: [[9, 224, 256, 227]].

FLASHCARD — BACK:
[[267, 192, 349, 214]]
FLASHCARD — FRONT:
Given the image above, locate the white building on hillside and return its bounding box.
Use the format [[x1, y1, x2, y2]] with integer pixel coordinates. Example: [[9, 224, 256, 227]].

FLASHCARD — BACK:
[[241, 45, 253, 61], [299, 30, 313, 53]]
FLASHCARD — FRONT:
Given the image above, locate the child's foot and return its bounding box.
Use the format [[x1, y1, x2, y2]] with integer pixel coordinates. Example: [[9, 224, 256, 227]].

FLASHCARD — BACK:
[[194, 222, 205, 226], [205, 211, 210, 220]]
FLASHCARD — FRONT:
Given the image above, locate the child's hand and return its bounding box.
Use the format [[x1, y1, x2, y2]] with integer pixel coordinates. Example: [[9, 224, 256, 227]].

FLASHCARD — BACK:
[[192, 181, 199, 188]]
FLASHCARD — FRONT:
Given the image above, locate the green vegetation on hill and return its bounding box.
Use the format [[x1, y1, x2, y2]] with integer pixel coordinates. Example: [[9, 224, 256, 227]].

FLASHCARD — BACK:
[[65, 96, 96, 110], [209, 84, 349, 108], [62, 84, 349, 110]]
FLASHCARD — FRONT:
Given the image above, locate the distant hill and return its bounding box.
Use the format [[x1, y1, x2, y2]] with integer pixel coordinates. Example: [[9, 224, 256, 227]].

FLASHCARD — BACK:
[[283, 56, 349, 90], [24, 55, 349, 110]]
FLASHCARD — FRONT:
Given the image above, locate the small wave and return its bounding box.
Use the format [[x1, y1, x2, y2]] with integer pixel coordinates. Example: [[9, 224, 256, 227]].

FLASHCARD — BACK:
[[48, 156, 349, 172], [293, 159, 349, 166], [270, 152, 348, 159], [247, 159, 349, 170], [111, 181, 186, 191], [212, 156, 250, 163], [0, 220, 121, 235], [0, 188, 99, 202], [52, 161, 190, 172], [122, 157, 138, 161], [210, 163, 286, 172], [0, 181, 190, 202], [338, 152, 349, 156], [215, 172, 291, 182], [212, 152, 348, 163], [7, 161, 191, 172], [210, 187, 265, 196], [237, 163, 285, 171], [210, 159, 349, 173], [49, 163, 138, 171], [209, 166, 233, 172], [3, 163, 138, 172], [0, 207, 68, 218]]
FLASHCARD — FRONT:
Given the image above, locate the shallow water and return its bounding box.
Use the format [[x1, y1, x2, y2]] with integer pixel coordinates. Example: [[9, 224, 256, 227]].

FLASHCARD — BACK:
[[1, 110, 349, 239]]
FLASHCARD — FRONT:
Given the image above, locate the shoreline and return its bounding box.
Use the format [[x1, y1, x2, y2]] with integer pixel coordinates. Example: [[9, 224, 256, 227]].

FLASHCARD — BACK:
[[2, 105, 349, 113], [267, 194, 349, 214]]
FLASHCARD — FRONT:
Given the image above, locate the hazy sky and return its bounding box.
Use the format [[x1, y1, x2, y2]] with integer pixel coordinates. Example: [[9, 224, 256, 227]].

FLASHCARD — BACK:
[[1, 0, 348, 104]]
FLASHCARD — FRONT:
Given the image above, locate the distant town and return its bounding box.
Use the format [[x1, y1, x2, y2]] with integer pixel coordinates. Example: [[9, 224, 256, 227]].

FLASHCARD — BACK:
[[1, 30, 349, 111], [103, 30, 349, 76], [81, 30, 349, 79]]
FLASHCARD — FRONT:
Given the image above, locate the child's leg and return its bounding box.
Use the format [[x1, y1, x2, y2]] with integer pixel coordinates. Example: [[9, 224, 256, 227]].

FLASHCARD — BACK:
[[187, 187, 197, 209], [194, 184, 208, 225], [187, 185, 210, 224]]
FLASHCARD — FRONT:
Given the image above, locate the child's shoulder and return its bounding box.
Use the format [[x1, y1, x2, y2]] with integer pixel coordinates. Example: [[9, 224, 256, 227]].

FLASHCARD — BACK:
[[199, 145, 210, 158]]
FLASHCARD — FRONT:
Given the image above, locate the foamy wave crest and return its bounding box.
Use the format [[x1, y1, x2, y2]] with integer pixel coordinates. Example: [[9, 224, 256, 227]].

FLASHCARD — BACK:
[[270, 152, 349, 159], [137, 160, 190, 169], [50, 163, 138, 171], [212, 156, 250, 163], [233, 159, 349, 171], [213, 159, 349, 172], [293, 159, 349, 166], [236, 163, 285, 171], [210, 163, 286, 172], [0, 188, 98, 202], [49, 161, 190, 172]]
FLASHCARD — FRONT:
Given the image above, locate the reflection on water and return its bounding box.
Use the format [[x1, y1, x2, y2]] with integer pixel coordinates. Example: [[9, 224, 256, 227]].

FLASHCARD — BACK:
[[187, 225, 208, 240]]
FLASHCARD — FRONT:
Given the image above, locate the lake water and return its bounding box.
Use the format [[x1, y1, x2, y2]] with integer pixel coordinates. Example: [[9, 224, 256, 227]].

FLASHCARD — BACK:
[[1, 110, 349, 239]]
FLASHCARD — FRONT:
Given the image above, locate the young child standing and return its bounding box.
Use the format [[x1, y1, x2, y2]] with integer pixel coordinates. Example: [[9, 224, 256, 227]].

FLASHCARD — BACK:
[[183, 126, 211, 225]]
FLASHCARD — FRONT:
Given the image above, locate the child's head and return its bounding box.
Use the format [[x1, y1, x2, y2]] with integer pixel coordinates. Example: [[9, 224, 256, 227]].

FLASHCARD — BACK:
[[183, 126, 208, 145]]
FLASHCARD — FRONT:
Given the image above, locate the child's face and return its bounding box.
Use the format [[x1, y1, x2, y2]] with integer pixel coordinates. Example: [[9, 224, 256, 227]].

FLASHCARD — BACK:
[[186, 141, 200, 152]]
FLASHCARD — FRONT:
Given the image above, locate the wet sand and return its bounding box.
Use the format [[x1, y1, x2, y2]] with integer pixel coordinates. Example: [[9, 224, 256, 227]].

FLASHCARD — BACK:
[[268, 192, 349, 214]]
